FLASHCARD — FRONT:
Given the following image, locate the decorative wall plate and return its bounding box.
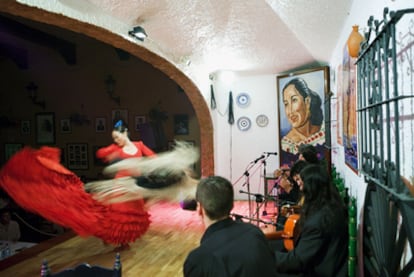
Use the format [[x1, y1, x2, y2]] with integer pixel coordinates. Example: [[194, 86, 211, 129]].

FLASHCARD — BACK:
[[256, 114, 269, 127], [236, 93, 250, 108], [237, 116, 251, 131]]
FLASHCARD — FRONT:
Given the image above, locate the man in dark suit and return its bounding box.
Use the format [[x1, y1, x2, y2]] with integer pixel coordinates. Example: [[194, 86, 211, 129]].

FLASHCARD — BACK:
[[184, 176, 277, 277], [275, 164, 348, 276]]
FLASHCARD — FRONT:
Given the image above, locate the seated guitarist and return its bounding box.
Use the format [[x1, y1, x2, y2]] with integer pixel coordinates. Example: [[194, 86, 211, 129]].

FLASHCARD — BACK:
[[266, 145, 321, 249], [274, 164, 348, 277], [265, 160, 308, 252], [274, 160, 308, 230]]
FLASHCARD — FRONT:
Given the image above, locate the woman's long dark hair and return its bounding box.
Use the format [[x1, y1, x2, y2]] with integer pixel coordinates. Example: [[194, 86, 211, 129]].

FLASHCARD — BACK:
[[298, 164, 346, 232]]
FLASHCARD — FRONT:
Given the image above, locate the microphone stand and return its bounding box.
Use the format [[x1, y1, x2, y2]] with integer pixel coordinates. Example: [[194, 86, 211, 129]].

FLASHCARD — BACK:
[[239, 155, 265, 223], [262, 155, 268, 215], [240, 190, 266, 226], [261, 152, 278, 216]]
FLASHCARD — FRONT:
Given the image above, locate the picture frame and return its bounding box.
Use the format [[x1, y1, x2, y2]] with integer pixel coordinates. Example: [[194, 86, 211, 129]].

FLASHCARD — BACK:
[[112, 109, 128, 127], [134, 115, 146, 131], [95, 117, 106, 133], [277, 66, 330, 167], [342, 45, 358, 173], [21, 120, 31, 135], [60, 119, 71, 134], [36, 112, 55, 145], [67, 143, 89, 170], [174, 114, 189, 135], [4, 143, 23, 161]]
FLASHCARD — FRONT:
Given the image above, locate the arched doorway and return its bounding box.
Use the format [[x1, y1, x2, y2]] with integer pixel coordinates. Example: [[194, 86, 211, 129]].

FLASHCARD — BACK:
[[0, 1, 214, 176]]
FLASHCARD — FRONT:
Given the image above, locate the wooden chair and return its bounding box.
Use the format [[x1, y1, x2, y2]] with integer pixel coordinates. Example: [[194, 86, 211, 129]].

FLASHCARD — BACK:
[[40, 253, 121, 277]]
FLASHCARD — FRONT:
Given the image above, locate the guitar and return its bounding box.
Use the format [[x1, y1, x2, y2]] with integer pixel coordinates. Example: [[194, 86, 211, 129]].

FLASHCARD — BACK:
[[264, 213, 300, 251]]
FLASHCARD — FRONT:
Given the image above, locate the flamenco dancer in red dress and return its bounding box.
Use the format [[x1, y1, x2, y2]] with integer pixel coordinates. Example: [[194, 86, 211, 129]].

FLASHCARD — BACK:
[[93, 119, 156, 249], [0, 120, 199, 249]]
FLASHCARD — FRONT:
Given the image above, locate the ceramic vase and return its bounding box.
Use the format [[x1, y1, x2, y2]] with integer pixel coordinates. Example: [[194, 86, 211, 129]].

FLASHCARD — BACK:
[[347, 25, 364, 58]]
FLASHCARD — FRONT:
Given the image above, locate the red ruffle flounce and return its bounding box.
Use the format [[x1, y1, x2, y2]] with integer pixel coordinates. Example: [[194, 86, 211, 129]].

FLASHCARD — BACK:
[[0, 146, 150, 245]]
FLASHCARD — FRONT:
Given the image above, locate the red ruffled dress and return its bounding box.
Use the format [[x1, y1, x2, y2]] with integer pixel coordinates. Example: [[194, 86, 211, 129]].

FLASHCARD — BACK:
[[0, 146, 151, 245], [95, 141, 156, 243]]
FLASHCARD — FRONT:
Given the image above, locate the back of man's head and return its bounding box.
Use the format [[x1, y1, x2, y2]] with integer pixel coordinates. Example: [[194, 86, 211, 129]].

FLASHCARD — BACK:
[[196, 176, 234, 220]]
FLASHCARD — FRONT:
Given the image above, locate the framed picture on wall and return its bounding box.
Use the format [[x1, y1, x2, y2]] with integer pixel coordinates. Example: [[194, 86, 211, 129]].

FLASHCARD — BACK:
[[277, 66, 330, 167], [67, 143, 88, 170], [60, 119, 71, 134], [112, 109, 128, 127], [21, 120, 31, 135], [342, 45, 358, 173], [4, 143, 23, 161], [174, 114, 189, 135], [95, 117, 106, 133], [36, 113, 55, 145], [134, 115, 146, 131]]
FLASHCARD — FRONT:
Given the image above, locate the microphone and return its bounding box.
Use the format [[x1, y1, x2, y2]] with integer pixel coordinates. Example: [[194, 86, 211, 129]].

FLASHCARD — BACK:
[[253, 155, 265, 163], [264, 152, 278, 156]]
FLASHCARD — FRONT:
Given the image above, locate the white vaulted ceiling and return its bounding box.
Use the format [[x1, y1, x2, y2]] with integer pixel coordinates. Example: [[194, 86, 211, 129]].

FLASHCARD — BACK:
[[17, 0, 353, 77]]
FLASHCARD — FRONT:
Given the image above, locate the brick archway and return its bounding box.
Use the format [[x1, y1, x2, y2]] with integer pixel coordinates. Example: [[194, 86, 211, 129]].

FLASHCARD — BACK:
[[0, 1, 214, 176]]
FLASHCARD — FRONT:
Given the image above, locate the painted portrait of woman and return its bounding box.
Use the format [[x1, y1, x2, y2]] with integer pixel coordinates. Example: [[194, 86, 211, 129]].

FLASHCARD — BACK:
[[277, 67, 329, 166]]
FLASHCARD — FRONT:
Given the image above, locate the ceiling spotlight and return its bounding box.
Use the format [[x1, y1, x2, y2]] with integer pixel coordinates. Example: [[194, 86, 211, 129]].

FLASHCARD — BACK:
[[128, 26, 148, 41]]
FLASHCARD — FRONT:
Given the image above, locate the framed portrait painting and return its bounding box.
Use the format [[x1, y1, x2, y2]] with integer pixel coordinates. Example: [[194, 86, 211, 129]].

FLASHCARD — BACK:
[[60, 119, 71, 134], [95, 117, 106, 133], [174, 114, 189, 135], [36, 113, 55, 145], [21, 120, 31, 135], [134, 115, 146, 131], [342, 45, 358, 173], [277, 66, 330, 167], [112, 109, 128, 127]]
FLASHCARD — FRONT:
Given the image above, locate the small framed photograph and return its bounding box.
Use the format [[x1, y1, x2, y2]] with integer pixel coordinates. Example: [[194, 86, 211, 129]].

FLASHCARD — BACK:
[[67, 143, 88, 170], [174, 114, 189, 135], [95, 117, 106, 133], [36, 113, 55, 145], [60, 119, 71, 134], [21, 120, 31, 135], [4, 143, 23, 161], [134, 115, 146, 131], [112, 109, 128, 126]]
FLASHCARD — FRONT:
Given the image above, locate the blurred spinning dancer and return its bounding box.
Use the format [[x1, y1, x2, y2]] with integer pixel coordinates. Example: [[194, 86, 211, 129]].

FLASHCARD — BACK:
[[94, 119, 156, 249], [0, 135, 199, 248]]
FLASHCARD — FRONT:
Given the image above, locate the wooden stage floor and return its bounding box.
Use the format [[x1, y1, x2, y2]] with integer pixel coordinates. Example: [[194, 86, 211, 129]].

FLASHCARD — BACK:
[[0, 200, 277, 277]]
